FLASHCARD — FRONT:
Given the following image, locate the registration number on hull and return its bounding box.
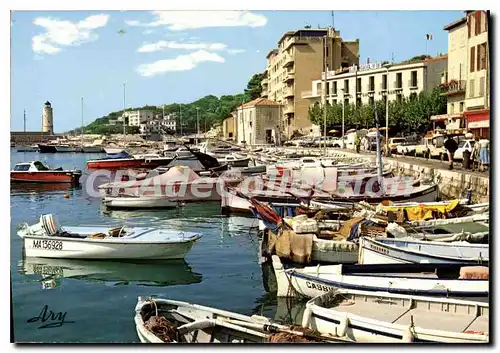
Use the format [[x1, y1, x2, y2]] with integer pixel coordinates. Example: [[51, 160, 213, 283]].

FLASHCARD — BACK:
[[32, 239, 63, 251]]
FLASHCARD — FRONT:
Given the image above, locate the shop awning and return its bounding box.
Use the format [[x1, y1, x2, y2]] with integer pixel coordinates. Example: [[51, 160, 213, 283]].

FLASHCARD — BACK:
[[464, 109, 489, 129], [430, 113, 463, 121]]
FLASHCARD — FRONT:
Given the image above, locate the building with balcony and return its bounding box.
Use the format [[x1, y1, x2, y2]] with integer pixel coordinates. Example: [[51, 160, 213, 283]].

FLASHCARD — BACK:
[[122, 110, 155, 127], [235, 98, 281, 145], [464, 11, 490, 138], [304, 56, 447, 111], [260, 27, 359, 137]]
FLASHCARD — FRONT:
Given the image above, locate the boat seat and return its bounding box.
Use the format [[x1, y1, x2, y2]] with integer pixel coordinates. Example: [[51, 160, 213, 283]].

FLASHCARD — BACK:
[[40, 214, 63, 236]]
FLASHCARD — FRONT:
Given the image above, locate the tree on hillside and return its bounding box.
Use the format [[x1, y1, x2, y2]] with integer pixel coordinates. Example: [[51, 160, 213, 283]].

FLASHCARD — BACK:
[[244, 73, 265, 100]]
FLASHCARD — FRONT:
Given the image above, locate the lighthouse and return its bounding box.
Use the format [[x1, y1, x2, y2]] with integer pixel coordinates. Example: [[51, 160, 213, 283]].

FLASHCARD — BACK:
[[42, 101, 53, 134]]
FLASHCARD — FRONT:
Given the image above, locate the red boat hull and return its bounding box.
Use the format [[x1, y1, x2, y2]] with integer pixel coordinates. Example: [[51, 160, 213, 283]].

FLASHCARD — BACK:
[[11, 171, 80, 184], [86, 158, 173, 170]]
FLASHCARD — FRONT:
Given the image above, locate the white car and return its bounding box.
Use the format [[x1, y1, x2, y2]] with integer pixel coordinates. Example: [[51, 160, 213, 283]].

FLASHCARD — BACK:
[[453, 140, 476, 161], [284, 137, 306, 147]]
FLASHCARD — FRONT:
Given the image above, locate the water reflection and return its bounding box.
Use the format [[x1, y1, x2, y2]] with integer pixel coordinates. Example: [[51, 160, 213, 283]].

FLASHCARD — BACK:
[[10, 183, 81, 195], [18, 257, 203, 289], [250, 291, 306, 326]]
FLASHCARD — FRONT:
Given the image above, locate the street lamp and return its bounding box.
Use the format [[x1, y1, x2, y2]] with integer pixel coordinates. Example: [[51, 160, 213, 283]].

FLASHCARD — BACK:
[[384, 66, 390, 155], [195, 107, 200, 144], [340, 88, 346, 149]]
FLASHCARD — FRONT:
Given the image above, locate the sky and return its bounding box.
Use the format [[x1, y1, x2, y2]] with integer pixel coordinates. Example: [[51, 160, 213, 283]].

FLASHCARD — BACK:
[[10, 10, 464, 133]]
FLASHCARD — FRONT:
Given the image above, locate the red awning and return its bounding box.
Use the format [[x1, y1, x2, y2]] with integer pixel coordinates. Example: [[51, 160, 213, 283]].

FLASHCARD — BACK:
[[464, 109, 489, 122]]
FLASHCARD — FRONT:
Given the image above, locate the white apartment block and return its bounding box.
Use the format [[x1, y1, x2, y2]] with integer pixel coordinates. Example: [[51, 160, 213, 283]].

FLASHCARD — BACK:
[[122, 110, 154, 127], [236, 98, 281, 145], [304, 57, 447, 107]]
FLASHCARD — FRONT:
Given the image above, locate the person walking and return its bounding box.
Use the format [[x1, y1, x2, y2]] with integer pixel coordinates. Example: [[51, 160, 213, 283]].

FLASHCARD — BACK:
[[478, 137, 490, 172], [355, 134, 361, 153], [471, 137, 480, 171], [444, 135, 458, 170]]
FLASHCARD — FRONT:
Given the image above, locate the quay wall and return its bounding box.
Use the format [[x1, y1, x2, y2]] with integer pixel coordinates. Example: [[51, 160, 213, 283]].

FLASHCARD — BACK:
[[277, 147, 490, 203]]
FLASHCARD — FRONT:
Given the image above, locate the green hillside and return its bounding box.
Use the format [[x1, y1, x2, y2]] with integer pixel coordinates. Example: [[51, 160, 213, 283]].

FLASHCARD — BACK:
[[69, 73, 264, 135]]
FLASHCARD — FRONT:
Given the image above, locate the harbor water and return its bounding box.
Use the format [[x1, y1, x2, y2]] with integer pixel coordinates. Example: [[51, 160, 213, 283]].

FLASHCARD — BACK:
[[10, 151, 302, 343]]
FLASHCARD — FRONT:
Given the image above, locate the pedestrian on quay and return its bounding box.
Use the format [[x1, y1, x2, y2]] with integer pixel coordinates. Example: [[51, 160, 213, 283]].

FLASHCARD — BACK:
[[355, 134, 361, 153], [444, 135, 458, 170], [471, 137, 480, 171], [478, 136, 490, 172]]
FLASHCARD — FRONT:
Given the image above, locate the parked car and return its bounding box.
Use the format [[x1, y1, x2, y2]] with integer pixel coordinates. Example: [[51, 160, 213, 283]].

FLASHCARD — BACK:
[[313, 136, 335, 147], [283, 137, 307, 147], [453, 139, 475, 161], [388, 137, 407, 153]]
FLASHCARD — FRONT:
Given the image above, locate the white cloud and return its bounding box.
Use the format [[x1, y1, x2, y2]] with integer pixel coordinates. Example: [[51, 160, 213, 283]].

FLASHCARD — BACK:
[[143, 29, 155, 35], [137, 40, 227, 53], [228, 49, 245, 55], [137, 50, 224, 77], [256, 50, 261, 53], [32, 14, 110, 55], [126, 11, 267, 31]]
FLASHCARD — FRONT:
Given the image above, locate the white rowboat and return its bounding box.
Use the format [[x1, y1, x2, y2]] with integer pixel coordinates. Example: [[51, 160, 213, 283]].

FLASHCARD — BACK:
[[18, 214, 201, 260]]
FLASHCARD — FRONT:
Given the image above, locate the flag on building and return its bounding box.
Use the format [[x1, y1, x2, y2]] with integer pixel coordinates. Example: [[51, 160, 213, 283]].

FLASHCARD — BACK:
[[426, 34, 433, 40]]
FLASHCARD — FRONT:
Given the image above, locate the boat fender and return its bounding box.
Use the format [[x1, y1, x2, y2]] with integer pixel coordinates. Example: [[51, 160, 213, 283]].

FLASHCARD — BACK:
[[337, 315, 349, 338]]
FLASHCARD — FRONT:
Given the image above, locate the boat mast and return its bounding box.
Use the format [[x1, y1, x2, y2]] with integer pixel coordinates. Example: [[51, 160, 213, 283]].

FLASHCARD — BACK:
[[123, 82, 126, 138], [81, 97, 84, 148], [375, 109, 383, 190]]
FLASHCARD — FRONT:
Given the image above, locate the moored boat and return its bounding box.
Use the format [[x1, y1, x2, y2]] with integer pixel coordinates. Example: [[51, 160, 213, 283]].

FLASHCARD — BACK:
[[358, 237, 489, 265], [18, 214, 201, 259], [16, 144, 39, 152], [86, 151, 174, 170], [11, 161, 82, 184], [272, 255, 489, 300], [134, 296, 344, 343], [104, 147, 125, 155], [103, 195, 179, 209], [302, 289, 489, 343]]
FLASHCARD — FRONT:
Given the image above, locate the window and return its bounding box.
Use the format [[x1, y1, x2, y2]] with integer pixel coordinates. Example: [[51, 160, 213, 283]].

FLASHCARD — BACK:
[[357, 77, 362, 93], [450, 103, 454, 114], [369, 76, 375, 91], [396, 73, 402, 88], [478, 43, 487, 70], [333, 99, 337, 105], [382, 74, 388, 90], [468, 16, 472, 37], [396, 94, 402, 103], [382, 95, 387, 106], [479, 77, 485, 96], [475, 11, 481, 35], [410, 92, 417, 100], [356, 97, 361, 106], [470, 46, 475, 73], [326, 82, 330, 95], [368, 96, 375, 105], [333, 81, 337, 95], [14, 164, 30, 171], [344, 79, 349, 94], [344, 98, 349, 106], [460, 102, 464, 112], [411, 71, 418, 87], [469, 79, 475, 97]]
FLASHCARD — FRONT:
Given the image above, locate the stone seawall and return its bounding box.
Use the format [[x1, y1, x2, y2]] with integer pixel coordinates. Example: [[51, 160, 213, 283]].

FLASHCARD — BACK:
[[278, 147, 490, 203]]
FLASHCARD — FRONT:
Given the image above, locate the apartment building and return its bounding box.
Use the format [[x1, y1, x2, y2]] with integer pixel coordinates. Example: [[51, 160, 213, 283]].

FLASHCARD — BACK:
[[304, 56, 447, 110], [235, 98, 281, 145], [122, 110, 154, 127], [260, 27, 359, 137], [463, 10, 490, 138], [139, 114, 177, 135]]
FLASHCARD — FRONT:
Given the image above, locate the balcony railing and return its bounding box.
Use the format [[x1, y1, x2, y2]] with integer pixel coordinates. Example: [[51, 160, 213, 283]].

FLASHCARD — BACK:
[[261, 77, 268, 86], [283, 104, 295, 114], [283, 55, 294, 67], [282, 71, 295, 83], [283, 86, 294, 98], [440, 80, 466, 96]]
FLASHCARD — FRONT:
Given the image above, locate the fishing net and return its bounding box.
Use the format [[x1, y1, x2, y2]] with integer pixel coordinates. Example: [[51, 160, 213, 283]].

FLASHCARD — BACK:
[[145, 316, 178, 343]]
